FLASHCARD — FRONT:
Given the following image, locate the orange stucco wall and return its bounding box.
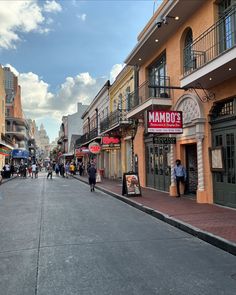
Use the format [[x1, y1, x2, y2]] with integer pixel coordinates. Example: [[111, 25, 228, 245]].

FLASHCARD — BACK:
[[133, 0, 236, 203]]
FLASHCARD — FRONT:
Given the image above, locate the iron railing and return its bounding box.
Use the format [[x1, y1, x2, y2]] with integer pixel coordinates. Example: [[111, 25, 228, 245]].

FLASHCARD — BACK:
[[128, 77, 171, 111], [100, 109, 131, 133], [183, 7, 236, 75]]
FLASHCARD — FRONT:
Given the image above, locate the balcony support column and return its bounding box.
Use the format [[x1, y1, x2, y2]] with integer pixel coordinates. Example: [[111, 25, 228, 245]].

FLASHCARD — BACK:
[[169, 143, 177, 197]]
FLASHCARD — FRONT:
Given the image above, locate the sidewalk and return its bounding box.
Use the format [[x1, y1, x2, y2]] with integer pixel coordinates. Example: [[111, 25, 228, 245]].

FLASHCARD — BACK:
[[74, 174, 236, 256]]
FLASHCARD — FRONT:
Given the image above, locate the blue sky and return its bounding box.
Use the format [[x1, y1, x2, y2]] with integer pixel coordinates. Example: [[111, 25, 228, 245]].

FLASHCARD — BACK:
[[0, 0, 161, 141]]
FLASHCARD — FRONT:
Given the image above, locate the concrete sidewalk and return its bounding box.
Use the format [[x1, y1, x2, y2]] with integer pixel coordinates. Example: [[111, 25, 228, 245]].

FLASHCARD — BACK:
[[74, 174, 236, 256]]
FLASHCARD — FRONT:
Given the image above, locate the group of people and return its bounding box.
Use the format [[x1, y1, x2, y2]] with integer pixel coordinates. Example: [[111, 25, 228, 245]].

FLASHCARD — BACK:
[[46, 161, 79, 179]]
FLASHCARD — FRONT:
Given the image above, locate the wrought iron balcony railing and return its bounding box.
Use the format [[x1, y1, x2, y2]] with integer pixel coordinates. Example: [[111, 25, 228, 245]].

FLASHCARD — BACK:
[[76, 133, 89, 145], [100, 109, 131, 133], [88, 127, 98, 141], [127, 77, 171, 111], [183, 7, 236, 75]]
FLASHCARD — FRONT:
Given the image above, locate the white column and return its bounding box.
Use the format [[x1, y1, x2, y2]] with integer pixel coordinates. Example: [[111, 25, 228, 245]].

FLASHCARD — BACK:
[[170, 143, 175, 186], [197, 135, 204, 191]]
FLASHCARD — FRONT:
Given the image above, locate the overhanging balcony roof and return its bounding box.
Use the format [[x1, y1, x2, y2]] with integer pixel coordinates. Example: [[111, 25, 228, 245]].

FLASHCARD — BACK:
[[125, 0, 205, 66], [127, 97, 172, 119], [181, 47, 236, 89]]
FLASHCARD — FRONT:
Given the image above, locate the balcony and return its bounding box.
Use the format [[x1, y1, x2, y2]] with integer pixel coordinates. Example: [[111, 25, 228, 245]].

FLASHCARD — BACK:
[[88, 127, 98, 141], [1, 133, 14, 147], [181, 7, 236, 88], [127, 78, 172, 118], [100, 109, 131, 134]]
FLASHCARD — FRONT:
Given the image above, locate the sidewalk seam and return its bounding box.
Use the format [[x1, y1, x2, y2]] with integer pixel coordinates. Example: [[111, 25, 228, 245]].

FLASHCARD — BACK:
[[73, 176, 236, 256]]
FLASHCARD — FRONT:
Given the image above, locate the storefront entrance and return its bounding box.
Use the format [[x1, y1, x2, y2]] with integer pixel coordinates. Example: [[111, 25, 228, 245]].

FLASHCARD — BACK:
[[146, 140, 171, 192], [185, 144, 198, 197], [211, 98, 236, 208]]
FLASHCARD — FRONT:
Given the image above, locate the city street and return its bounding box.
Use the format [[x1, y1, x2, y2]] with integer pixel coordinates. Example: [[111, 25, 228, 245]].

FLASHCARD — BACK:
[[0, 173, 236, 295]]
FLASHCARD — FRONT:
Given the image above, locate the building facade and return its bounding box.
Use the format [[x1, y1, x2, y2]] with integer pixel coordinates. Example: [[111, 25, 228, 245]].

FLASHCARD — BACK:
[[125, 0, 236, 208], [67, 102, 89, 152], [100, 66, 134, 179], [77, 81, 110, 174]]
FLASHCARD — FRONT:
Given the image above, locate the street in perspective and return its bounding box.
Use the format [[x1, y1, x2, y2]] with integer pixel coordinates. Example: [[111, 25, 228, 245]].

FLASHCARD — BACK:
[[0, 173, 236, 295], [1, 0, 236, 294]]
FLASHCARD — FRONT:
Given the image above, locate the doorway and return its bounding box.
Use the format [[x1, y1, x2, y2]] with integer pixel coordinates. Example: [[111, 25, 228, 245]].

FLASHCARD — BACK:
[[185, 144, 198, 196]]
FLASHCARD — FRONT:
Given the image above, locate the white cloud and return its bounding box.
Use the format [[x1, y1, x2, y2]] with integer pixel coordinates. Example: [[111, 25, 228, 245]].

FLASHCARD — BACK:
[[110, 64, 125, 83], [77, 13, 87, 21], [43, 0, 62, 13], [6, 63, 124, 139], [0, 0, 61, 49]]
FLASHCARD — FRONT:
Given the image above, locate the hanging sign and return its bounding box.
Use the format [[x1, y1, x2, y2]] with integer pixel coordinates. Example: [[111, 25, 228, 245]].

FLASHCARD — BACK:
[[147, 110, 183, 134], [88, 142, 101, 154]]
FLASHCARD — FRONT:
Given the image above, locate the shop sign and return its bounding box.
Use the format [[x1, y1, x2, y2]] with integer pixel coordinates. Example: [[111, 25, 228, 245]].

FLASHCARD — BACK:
[[75, 147, 90, 157], [147, 110, 183, 134], [11, 149, 29, 159], [153, 137, 176, 144], [122, 172, 142, 197], [102, 136, 120, 150], [88, 142, 101, 154], [102, 137, 120, 145]]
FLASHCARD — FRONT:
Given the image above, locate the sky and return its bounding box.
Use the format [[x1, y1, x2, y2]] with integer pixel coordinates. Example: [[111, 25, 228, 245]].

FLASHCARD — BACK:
[[0, 0, 161, 142]]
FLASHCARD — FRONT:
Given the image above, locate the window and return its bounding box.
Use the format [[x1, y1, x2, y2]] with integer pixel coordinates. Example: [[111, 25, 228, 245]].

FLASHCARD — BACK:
[[118, 94, 122, 110], [211, 99, 235, 120], [218, 0, 236, 52], [183, 28, 195, 73], [126, 87, 131, 111], [148, 54, 168, 98]]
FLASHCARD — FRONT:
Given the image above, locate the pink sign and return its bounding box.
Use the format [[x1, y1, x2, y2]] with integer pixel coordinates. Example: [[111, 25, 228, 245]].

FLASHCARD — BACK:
[[102, 137, 120, 145], [147, 110, 183, 134]]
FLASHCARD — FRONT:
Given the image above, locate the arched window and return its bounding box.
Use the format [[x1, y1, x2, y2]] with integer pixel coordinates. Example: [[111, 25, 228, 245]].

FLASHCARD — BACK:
[[183, 28, 194, 73]]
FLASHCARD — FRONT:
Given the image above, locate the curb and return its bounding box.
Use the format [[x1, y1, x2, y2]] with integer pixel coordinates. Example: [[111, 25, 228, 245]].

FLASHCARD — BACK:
[[74, 176, 236, 256], [0, 176, 17, 185]]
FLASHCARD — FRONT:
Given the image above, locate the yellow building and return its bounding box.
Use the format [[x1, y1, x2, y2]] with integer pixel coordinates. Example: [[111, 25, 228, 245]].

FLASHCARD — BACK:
[[99, 66, 134, 179], [125, 0, 236, 208]]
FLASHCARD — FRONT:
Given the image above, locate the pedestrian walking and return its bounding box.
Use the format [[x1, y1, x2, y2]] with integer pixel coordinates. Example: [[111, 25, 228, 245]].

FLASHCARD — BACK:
[[47, 164, 53, 179], [65, 162, 70, 178], [87, 163, 97, 192], [173, 159, 187, 198], [31, 163, 37, 178]]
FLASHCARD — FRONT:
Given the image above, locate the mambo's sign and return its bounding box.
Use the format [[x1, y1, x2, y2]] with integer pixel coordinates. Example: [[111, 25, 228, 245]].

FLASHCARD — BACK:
[[88, 142, 101, 154], [147, 110, 183, 134]]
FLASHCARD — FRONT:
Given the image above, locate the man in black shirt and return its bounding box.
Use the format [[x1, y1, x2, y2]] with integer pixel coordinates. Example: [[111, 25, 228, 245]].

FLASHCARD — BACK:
[[87, 163, 96, 192]]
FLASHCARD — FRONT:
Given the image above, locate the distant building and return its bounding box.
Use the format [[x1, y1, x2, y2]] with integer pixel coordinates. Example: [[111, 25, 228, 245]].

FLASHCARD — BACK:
[[4, 67, 30, 157], [67, 102, 89, 152]]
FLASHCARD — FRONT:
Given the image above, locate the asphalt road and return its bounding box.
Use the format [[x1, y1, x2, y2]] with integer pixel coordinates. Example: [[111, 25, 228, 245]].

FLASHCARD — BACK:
[[0, 173, 236, 295]]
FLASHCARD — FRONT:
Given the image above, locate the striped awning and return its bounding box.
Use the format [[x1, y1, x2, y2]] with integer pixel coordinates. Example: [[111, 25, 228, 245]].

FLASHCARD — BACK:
[[0, 142, 13, 156]]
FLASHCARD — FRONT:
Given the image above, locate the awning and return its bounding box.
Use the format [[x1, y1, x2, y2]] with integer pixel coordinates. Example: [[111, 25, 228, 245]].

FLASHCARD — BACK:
[[0, 141, 13, 156]]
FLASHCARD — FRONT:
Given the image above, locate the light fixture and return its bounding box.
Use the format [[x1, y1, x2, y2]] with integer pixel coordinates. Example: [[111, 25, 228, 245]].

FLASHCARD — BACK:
[[138, 58, 142, 61], [163, 15, 180, 24], [209, 77, 212, 81], [229, 67, 232, 71], [155, 39, 159, 43]]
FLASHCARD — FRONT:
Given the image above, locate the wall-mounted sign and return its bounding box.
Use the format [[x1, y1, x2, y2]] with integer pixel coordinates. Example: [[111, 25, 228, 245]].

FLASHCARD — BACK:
[[153, 137, 176, 144], [102, 137, 120, 145], [102, 136, 120, 150], [88, 142, 101, 154], [147, 110, 183, 134], [75, 147, 90, 157]]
